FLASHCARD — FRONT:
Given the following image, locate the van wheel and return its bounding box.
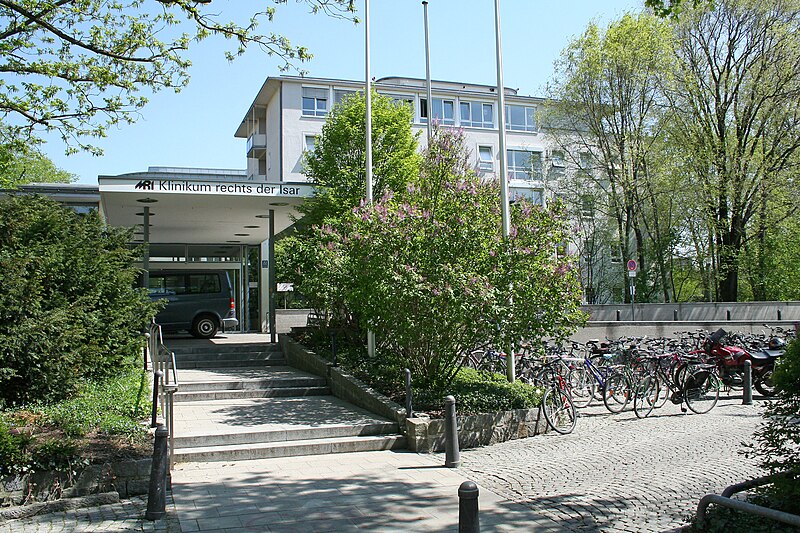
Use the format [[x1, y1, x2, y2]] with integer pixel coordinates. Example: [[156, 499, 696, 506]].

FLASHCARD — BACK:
[[191, 315, 219, 339]]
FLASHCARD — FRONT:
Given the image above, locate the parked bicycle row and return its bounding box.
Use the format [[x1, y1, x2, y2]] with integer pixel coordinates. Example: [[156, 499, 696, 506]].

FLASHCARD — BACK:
[[463, 325, 793, 434]]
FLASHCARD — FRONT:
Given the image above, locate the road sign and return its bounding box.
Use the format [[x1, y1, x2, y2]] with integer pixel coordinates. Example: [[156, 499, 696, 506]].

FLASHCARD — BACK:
[[627, 259, 638, 272]]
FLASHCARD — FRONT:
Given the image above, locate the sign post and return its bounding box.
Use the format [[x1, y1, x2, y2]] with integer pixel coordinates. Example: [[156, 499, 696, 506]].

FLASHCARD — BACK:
[[627, 260, 638, 321]]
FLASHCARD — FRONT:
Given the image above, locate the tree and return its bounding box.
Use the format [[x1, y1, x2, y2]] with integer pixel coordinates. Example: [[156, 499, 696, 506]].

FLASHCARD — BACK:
[[546, 13, 677, 302], [0, 147, 75, 188], [284, 91, 421, 322], [0, 0, 356, 154], [332, 127, 584, 389], [667, 0, 800, 301], [299, 90, 421, 228], [0, 194, 158, 405]]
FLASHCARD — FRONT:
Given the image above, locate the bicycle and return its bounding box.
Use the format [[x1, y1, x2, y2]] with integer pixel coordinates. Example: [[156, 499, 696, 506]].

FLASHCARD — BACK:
[[633, 353, 721, 418], [537, 358, 577, 434]]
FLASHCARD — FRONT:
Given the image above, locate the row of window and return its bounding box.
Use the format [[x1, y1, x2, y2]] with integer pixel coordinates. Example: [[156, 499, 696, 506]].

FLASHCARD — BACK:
[[301, 86, 538, 132]]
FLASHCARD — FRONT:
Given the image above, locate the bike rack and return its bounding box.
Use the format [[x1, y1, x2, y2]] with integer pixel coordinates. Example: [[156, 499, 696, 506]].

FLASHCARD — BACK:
[[695, 472, 800, 528]]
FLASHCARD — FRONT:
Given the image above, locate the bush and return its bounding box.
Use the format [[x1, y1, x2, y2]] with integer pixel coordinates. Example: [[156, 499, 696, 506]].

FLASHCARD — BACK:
[[0, 418, 33, 476], [0, 195, 157, 406], [745, 338, 800, 515], [415, 367, 543, 415]]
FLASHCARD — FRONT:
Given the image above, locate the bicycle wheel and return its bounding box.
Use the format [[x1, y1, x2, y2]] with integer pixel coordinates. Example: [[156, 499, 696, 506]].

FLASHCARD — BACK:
[[542, 386, 577, 434], [602, 371, 632, 414], [633, 375, 658, 419], [653, 376, 669, 409], [684, 367, 720, 414], [569, 366, 595, 408]]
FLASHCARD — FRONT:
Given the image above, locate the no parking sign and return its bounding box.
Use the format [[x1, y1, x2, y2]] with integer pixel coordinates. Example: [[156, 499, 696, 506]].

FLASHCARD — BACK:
[[627, 259, 637, 277]]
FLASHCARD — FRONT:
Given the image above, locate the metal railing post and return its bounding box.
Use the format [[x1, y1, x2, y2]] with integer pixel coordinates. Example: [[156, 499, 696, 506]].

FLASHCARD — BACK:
[[458, 481, 480, 533], [151, 370, 162, 428], [743, 360, 753, 405], [444, 395, 460, 468], [405, 368, 413, 418], [145, 424, 169, 521]]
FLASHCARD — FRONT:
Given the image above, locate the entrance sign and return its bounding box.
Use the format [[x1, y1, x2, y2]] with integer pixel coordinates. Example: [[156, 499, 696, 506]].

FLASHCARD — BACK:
[[99, 178, 314, 199]]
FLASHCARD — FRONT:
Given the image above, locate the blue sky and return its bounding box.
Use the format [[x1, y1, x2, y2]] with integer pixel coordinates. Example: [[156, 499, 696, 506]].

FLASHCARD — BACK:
[[45, 0, 641, 185]]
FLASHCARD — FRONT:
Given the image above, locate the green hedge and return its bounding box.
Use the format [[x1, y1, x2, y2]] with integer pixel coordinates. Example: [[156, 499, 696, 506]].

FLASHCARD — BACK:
[[0, 195, 158, 406]]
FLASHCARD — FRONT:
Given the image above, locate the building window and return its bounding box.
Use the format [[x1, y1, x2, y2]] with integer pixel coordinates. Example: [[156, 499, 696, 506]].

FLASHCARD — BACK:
[[421, 98, 455, 125], [549, 150, 566, 180], [302, 87, 328, 117], [478, 146, 494, 172], [304, 135, 317, 153], [510, 187, 544, 206], [460, 101, 494, 128], [333, 89, 356, 107], [507, 149, 543, 181], [580, 194, 595, 218], [385, 94, 415, 115], [505, 104, 536, 132]]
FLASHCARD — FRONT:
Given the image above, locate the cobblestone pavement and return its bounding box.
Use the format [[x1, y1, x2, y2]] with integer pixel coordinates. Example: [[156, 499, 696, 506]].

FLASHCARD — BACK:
[[447, 397, 766, 532], [0, 495, 181, 533]]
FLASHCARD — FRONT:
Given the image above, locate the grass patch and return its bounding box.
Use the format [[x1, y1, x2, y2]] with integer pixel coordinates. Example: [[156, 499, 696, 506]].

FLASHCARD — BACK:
[[1, 366, 152, 476]]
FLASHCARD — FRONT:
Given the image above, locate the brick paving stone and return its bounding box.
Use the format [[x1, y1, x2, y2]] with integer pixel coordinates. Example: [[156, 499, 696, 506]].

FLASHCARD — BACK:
[[441, 397, 766, 532]]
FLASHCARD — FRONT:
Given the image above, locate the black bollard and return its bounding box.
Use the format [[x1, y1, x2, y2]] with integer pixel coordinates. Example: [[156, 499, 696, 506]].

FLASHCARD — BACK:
[[674, 309, 679, 321], [743, 360, 753, 405], [726, 309, 731, 321], [458, 481, 480, 533], [777, 309, 782, 321], [616, 309, 621, 322], [151, 370, 162, 428], [145, 424, 169, 521], [405, 368, 413, 418], [444, 395, 460, 468]]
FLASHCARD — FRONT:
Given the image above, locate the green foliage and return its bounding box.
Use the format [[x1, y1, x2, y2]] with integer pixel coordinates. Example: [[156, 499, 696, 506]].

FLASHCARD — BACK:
[[415, 367, 543, 415], [744, 339, 800, 515], [331, 127, 585, 390], [0, 0, 356, 154], [0, 195, 158, 405], [299, 90, 421, 228], [28, 368, 152, 439], [285, 90, 421, 323], [0, 368, 150, 475], [0, 418, 33, 476], [0, 148, 75, 189]]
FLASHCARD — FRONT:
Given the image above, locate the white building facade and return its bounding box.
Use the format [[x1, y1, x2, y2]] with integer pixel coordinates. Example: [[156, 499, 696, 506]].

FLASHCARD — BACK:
[[235, 76, 569, 207]]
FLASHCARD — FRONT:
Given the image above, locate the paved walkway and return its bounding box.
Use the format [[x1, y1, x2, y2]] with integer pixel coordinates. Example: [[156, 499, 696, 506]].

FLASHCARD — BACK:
[[2, 397, 766, 532], [449, 399, 765, 532]]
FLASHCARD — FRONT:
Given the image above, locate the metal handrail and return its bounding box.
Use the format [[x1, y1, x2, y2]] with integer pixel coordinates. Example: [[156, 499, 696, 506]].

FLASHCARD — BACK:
[[696, 472, 800, 528], [145, 319, 179, 470]]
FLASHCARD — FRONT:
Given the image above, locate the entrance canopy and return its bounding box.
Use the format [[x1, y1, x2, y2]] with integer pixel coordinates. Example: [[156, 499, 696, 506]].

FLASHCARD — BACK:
[[98, 168, 314, 244]]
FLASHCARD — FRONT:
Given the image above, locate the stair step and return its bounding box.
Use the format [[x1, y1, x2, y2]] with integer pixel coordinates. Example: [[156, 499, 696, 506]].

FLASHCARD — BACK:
[[179, 359, 287, 369], [172, 343, 280, 355], [174, 422, 400, 448], [175, 352, 286, 362], [178, 376, 326, 392], [173, 434, 407, 463], [174, 386, 331, 402]]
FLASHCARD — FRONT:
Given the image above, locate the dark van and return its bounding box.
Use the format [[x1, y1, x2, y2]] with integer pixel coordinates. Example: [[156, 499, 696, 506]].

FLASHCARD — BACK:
[[148, 270, 239, 338]]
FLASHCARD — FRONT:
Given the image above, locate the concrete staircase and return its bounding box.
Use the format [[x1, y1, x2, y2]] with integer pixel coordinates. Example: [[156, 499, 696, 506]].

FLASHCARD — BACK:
[[168, 337, 407, 464]]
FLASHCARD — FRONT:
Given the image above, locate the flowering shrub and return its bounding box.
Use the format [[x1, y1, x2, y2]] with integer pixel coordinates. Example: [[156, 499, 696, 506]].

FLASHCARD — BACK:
[[320, 127, 585, 389]]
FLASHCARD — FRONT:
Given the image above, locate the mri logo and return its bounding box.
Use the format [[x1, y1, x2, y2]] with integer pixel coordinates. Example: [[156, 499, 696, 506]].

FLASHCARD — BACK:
[[134, 180, 154, 190]]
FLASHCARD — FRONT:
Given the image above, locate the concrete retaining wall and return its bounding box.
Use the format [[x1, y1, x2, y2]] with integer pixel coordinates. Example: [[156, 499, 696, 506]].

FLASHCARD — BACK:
[[571, 320, 799, 344], [1, 458, 151, 507], [584, 301, 800, 322], [406, 409, 548, 453]]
